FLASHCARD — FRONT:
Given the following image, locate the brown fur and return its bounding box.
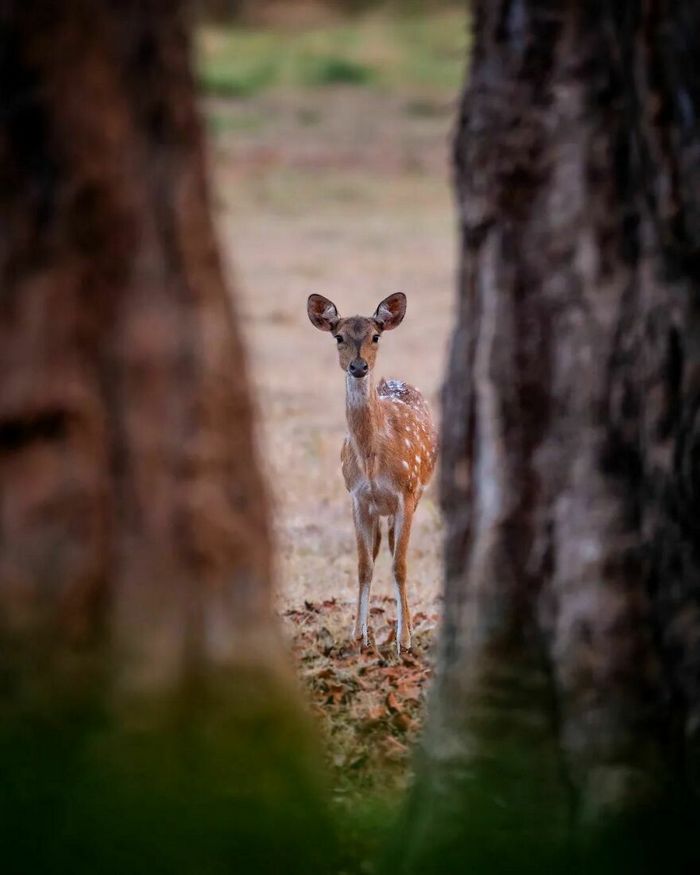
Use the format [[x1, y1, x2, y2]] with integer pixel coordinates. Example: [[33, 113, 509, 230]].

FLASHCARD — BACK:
[[341, 380, 436, 505], [307, 293, 437, 651]]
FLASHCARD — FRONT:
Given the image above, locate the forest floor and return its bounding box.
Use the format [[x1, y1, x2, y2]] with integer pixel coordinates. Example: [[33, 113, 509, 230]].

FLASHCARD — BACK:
[[202, 7, 463, 865]]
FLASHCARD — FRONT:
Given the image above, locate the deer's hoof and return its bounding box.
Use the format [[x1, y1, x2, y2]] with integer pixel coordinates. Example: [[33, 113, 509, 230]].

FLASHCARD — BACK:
[[353, 627, 373, 650], [397, 636, 412, 654]]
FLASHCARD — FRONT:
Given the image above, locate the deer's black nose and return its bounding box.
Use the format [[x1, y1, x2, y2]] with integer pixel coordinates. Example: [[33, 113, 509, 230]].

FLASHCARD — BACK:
[[349, 359, 368, 378]]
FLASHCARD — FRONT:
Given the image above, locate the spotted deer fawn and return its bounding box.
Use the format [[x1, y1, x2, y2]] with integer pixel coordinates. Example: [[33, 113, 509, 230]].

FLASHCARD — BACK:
[[307, 292, 437, 652]]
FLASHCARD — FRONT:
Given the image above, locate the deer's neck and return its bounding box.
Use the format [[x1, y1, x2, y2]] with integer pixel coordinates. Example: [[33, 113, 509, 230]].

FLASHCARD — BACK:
[[345, 374, 384, 475]]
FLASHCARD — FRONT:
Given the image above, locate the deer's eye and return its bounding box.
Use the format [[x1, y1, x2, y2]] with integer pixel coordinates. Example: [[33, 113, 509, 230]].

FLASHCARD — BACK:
[[335, 335, 343, 344], [372, 334, 380, 343]]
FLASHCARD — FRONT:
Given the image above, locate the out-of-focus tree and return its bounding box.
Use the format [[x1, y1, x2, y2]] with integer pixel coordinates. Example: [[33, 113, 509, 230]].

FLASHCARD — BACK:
[[398, 1, 700, 872], [0, 2, 331, 872]]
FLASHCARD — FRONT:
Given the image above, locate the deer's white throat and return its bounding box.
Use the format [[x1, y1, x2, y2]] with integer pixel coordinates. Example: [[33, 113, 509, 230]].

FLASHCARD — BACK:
[[345, 372, 372, 407]]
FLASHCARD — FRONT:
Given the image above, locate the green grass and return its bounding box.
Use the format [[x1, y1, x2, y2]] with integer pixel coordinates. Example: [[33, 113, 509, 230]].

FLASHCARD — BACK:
[[201, 60, 276, 98], [301, 55, 376, 86], [196, 8, 468, 98]]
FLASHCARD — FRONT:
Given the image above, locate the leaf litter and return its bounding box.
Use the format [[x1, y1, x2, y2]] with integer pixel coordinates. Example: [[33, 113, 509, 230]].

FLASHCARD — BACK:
[[281, 595, 440, 806]]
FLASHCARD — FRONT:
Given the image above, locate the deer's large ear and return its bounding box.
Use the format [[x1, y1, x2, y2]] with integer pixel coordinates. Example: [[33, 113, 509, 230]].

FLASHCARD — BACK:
[[307, 294, 340, 332], [373, 293, 406, 331]]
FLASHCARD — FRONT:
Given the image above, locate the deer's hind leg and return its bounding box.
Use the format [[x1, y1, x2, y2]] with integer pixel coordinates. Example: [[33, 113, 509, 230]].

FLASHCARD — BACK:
[[392, 499, 414, 653], [352, 497, 377, 647]]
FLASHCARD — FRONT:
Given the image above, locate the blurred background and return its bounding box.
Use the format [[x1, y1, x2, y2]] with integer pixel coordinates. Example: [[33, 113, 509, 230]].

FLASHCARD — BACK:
[[196, 0, 465, 618]]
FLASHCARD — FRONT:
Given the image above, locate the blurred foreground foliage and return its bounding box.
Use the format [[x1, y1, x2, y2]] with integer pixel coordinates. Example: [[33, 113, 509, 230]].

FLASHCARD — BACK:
[[1, 666, 336, 875]]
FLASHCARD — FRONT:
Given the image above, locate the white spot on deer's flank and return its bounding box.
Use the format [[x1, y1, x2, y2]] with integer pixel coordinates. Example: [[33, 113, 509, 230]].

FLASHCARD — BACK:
[[401, 460, 409, 469], [404, 438, 411, 447], [415, 455, 421, 463]]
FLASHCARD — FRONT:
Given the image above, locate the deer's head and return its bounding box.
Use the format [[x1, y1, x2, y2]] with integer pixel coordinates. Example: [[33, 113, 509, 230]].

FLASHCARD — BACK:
[[307, 293, 406, 379]]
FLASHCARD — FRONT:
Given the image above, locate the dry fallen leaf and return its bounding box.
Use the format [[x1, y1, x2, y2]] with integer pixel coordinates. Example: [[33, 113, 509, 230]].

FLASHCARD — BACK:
[[385, 691, 400, 713], [392, 711, 415, 732]]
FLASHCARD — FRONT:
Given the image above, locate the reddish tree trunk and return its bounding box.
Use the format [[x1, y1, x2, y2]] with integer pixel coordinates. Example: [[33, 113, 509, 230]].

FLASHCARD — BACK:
[[0, 3, 330, 872], [399, 1, 700, 871]]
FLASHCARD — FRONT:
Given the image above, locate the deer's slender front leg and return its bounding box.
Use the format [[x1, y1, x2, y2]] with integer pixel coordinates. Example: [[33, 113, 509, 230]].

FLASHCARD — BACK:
[[352, 496, 376, 646], [392, 497, 415, 653]]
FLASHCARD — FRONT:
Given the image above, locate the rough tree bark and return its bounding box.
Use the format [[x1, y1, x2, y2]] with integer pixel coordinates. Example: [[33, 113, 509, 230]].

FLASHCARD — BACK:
[[0, 3, 330, 873], [399, 2, 700, 871]]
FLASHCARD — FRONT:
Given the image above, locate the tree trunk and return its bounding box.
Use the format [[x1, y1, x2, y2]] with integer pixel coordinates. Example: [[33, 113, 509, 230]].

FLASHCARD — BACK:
[[399, 1, 700, 871], [0, 3, 330, 872]]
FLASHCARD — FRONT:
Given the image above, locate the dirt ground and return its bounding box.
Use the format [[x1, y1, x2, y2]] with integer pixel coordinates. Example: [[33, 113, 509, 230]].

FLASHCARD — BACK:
[[207, 82, 457, 844]]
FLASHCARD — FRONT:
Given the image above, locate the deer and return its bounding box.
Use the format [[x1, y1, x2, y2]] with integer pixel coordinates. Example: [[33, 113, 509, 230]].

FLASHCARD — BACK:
[[307, 292, 437, 653]]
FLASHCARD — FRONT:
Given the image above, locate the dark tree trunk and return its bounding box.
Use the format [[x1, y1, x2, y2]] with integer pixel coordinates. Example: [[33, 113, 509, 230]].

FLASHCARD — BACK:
[[0, 3, 330, 872], [399, 1, 700, 871]]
